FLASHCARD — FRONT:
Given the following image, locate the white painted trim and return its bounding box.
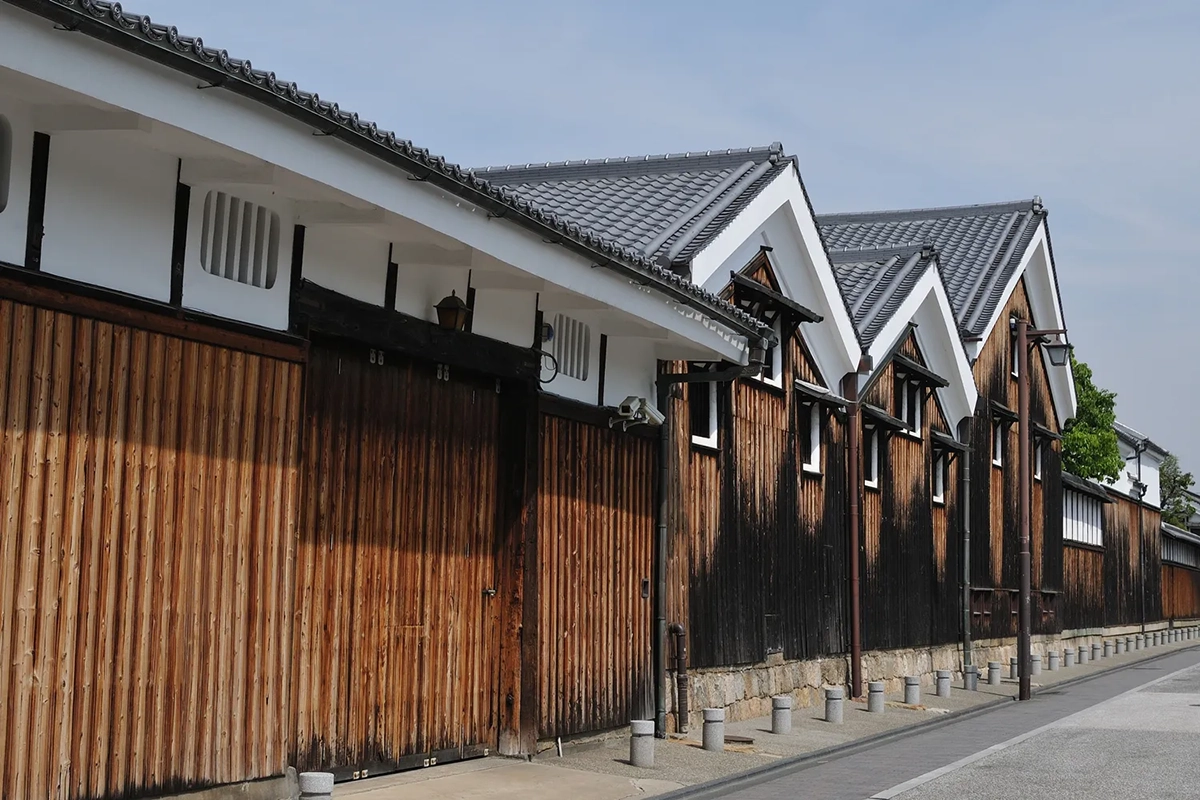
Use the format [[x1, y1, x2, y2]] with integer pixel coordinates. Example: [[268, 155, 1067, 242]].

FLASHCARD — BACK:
[[865, 267, 978, 432], [689, 167, 860, 381], [30, 104, 151, 132], [689, 379, 719, 449], [974, 221, 1077, 425]]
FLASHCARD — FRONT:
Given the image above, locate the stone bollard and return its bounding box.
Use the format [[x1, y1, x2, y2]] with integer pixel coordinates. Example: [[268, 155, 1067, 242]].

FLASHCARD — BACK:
[[702, 708, 725, 752], [771, 696, 793, 735], [1048, 651, 1060, 671], [964, 665, 979, 691], [1135, 635, 1143, 650], [868, 681, 885, 713], [1104, 641, 1113, 658], [1031, 654, 1042, 676], [1153, 632, 1161, 647], [630, 720, 655, 767], [825, 687, 844, 724], [1144, 633, 1151, 648], [904, 676, 921, 705], [936, 670, 951, 698], [1091, 643, 1101, 661], [1064, 648, 1076, 667], [1116, 639, 1124, 655], [1010, 657, 1019, 679], [1190, 628, 1196, 640], [299, 773, 334, 800], [988, 661, 1002, 685], [1126, 636, 1134, 651], [1078, 645, 1088, 664]]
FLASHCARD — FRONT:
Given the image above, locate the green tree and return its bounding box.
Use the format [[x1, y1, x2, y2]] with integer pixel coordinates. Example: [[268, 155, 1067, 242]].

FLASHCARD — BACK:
[[1061, 353, 1123, 482], [1160, 453, 1196, 527]]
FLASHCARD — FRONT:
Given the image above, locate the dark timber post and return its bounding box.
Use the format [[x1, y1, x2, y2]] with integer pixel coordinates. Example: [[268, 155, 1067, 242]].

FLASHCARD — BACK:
[[959, 416, 973, 670]]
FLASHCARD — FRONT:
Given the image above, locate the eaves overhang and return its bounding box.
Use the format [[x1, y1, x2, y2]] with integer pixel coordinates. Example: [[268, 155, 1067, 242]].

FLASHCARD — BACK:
[[5, 0, 773, 344]]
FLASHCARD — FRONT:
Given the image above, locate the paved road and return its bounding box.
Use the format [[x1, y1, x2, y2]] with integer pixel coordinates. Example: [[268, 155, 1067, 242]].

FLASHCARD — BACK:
[[699, 646, 1200, 800]]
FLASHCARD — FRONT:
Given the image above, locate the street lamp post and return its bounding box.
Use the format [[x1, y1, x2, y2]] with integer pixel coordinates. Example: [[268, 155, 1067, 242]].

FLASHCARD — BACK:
[[1013, 319, 1070, 702]]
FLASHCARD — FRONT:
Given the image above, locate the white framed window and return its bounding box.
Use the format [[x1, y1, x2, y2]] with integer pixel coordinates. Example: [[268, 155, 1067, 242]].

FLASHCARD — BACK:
[[689, 378, 718, 448], [932, 455, 946, 504], [801, 402, 821, 474], [992, 423, 1004, 467], [0, 115, 10, 214], [1034, 440, 1043, 481], [864, 426, 880, 488], [551, 313, 591, 381], [1063, 489, 1103, 546], [200, 190, 281, 289], [897, 380, 922, 437], [1011, 335, 1019, 378], [754, 320, 784, 388]]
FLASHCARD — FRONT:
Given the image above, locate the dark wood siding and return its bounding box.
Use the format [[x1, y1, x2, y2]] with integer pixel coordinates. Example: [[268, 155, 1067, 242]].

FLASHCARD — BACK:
[[291, 344, 502, 773], [536, 412, 654, 738], [860, 333, 960, 650], [667, 302, 846, 669], [1060, 544, 1105, 629], [1163, 565, 1200, 620], [968, 279, 1062, 637], [0, 297, 303, 800], [1101, 493, 1161, 627]]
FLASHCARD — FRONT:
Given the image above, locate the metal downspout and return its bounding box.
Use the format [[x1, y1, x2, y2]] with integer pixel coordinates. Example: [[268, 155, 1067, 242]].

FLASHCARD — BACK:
[[844, 372, 863, 698], [959, 416, 973, 669]]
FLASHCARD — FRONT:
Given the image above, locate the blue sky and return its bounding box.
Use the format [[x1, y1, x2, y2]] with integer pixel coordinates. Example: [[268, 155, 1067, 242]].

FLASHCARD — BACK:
[[133, 0, 1200, 471]]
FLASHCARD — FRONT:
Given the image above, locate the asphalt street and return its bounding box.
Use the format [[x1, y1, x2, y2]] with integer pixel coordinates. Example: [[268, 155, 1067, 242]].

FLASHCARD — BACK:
[[697, 646, 1200, 800]]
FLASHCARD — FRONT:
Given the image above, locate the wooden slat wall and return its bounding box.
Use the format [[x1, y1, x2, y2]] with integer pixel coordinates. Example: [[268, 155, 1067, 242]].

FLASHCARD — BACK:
[[537, 413, 654, 739], [292, 346, 502, 771], [1101, 493, 1161, 627], [860, 334, 960, 651], [1163, 565, 1200, 620], [666, 320, 847, 670], [968, 279, 1063, 638], [0, 297, 302, 800], [1060, 544, 1105, 629]]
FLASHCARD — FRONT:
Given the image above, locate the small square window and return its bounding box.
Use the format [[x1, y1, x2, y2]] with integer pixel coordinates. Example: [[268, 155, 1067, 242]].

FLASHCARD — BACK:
[[992, 423, 1004, 467], [864, 426, 880, 488], [932, 455, 946, 504], [801, 403, 821, 474], [1034, 440, 1043, 481], [1011, 335, 1019, 378], [689, 375, 718, 448]]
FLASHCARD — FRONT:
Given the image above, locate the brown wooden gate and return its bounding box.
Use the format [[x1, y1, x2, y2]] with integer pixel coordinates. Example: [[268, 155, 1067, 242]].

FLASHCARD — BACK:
[[537, 411, 654, 739], [291, 344, 502, 777]]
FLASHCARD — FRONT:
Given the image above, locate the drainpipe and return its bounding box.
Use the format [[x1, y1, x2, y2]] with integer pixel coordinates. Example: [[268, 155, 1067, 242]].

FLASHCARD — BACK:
[[1134, 439, 1147, 633], [843, 371, 863, 698], [958, 417, 973, 670], [653, 342, 768, 737]]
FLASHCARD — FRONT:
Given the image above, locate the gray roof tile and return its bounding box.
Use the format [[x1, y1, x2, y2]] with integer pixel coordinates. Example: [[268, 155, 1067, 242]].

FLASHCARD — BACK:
[[9, 0, 772, 339], [479, 145, 791, 268], [828, 244, 937, 349], [817, 199, 1046, 338]]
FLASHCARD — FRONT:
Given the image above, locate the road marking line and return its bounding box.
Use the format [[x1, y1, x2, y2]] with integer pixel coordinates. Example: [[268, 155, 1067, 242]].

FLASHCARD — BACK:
[[865, 657, 1200, 799]]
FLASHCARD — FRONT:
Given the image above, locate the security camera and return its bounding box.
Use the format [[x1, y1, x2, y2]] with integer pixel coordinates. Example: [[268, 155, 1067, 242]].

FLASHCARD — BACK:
[[641, 403, 666, 426], [617, 396, 644, 418]]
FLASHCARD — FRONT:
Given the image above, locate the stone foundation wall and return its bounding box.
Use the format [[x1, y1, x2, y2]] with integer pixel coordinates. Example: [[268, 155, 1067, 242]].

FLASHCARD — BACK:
[[666, 618, 1200, 733]]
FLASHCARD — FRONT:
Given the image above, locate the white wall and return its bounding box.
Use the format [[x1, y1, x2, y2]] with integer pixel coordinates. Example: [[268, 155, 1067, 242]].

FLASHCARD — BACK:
[[0, 93, 31, 266], [538, 307, 601, 406], [1107, 437, 1163, 509], [470, 288, 535, 349], [604, 335, 658, 411], [182, 184, 292, 329], [40, 131, 176, 300], [303, 227, 389, 307]]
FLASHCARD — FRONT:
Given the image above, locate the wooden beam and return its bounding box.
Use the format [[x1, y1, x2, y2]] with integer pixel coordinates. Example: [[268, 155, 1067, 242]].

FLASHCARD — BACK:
[[0, 262, 307, 362], [30, 105, 152, 132], [293, 279, 539, 380], [24, 132, 50, 270]]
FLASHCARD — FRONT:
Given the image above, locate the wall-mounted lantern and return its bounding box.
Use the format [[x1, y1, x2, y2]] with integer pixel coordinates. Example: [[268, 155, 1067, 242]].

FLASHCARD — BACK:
[[434, 291, 469, 331], [1041, 335, 1071, 368]]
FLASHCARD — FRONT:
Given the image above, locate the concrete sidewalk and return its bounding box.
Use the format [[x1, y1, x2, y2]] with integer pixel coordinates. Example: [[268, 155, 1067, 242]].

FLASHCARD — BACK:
[[334, 636, 1199, 800]]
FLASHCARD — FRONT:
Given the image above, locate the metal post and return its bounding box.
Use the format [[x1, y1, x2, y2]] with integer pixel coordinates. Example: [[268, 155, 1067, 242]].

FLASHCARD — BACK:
[[1016, 320, 1032, 701], [845, 374, 863, 698], [959, 418, 973, 672]]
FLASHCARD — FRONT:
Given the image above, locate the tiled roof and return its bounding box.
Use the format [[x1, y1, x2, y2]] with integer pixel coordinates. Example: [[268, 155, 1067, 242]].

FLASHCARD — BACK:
[[7, 0, 771, 341], [479, 145, 792, 269], [1114, 420, 1170, 457], [827, 244, 937, 349], [817, 199, 1046, 339]]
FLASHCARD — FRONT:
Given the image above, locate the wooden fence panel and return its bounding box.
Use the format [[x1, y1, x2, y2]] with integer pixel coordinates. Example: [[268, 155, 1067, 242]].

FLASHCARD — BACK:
[[0, 297, 302, 800], [536, 412, 654, 739]]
